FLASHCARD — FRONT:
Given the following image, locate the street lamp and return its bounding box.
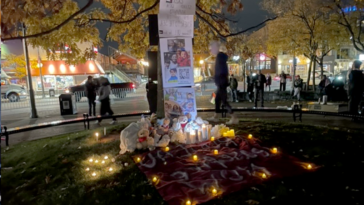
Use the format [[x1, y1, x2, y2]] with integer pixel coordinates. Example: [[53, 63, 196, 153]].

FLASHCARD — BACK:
[[199, 60, 204, 65], [37, 62, 46, 98]]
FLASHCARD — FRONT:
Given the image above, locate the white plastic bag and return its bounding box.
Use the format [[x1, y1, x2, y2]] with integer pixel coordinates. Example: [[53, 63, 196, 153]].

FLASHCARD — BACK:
[[119, 122, 144, 154]]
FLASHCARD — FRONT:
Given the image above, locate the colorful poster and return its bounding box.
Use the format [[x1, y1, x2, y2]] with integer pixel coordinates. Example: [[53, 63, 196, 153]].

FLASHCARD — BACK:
[[158, 14, 194, 37], [160, 38, 194, 87], [159, 0, 196, 15], [164, 87, 197, 121]]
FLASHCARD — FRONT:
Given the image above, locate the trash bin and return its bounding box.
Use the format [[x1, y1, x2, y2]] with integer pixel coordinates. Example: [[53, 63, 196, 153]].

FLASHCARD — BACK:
[[59, 94, 77, 115]]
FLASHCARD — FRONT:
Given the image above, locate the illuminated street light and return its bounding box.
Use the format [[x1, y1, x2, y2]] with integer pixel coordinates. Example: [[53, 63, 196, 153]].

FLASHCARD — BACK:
[[199, 60, 204, 65]]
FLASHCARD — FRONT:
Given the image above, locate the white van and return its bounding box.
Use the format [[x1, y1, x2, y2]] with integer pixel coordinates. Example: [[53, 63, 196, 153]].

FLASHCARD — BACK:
[[1, 69, 28, 102]]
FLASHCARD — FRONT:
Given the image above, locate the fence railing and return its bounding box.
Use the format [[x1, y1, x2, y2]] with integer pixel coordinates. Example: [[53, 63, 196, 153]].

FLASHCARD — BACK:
[[1, 88, 134, 110], [2, 107, 363, 147]]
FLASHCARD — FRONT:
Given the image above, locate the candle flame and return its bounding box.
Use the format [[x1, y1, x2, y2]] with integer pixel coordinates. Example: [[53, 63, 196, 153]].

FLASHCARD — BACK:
[[248, 134, 253, 139], [272, 147, 278, 154], [211, 136, 215, 141], [165, 147, 170, 152], [212, 188, 217, 195], [262, 173, 267, 179], [95, 160, 98, 163], [89, 159, 93, 162], [214, 149, 218, 155], [307, 164, 312, 169], [85, 167, 90, 171], [193, 155, 198, 161], [152, 177, 158, 182], [104, 156, 108, 160], [101, 160, 105, 164], [136, 157, 141, 162], [186, 200, 191, 205], [108, 167, 113, 172], [92, 172, 96, 177]]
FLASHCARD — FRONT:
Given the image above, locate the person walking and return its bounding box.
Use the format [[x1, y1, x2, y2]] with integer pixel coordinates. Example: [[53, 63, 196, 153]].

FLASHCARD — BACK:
[[280, 71, 287, 91], [85, 76, 97, 116], [207, 41, 238, 124], [293, 75, 303, 102], [230, 74, 239, 102], [318, 75, 331, 99], [266, 74, 272, 91], [348, 60, 364, 120], [247, 71, 254, 102], [254, 70, 267, 107], [96, 77, 117, 125]]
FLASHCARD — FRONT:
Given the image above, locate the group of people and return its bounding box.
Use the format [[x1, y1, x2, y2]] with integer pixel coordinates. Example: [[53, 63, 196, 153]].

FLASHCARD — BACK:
[[84, 76, 117, 125]]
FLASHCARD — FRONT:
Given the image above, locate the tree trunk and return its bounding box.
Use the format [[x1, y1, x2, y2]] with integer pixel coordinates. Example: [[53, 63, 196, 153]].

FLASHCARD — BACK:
[[312, 57, 317, 92], [319, 58, 324, 77], [156, 44, 164, 118], [306, 56, 313, 91]]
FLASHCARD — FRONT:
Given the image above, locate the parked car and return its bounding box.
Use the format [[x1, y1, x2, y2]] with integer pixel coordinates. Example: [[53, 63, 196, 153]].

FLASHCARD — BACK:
[[65, 77, 135, 102], [1, 72, 28, 102]]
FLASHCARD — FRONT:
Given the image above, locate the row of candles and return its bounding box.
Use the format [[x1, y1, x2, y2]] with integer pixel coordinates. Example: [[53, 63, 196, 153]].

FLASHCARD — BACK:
[[85, 155, 114, 177]]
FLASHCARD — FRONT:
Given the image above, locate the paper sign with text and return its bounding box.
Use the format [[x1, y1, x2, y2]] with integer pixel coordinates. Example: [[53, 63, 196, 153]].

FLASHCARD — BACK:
[[158, 14, 194, 38], [159, 0, 196, 15]]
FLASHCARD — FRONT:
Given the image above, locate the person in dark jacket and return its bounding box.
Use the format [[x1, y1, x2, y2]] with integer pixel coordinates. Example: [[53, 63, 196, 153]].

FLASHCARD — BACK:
[[230, 74, 239, 102], [266, 74, 272, 91], [146, 78, 157, 114], [85, 76, 97, 116], [348, 60, 364, 120], [96, 77, 117, 125], [247, 72, 254, 102], [280, 71, 287, 91], [254, 70, 267, 107], [207, 41, 238, 124], [293, 75, 303, 101]]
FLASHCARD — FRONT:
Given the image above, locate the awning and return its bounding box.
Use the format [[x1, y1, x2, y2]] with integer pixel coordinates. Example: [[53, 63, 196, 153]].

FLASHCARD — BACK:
[[114, 53, 138, 64], [31, 60, 104, 76]]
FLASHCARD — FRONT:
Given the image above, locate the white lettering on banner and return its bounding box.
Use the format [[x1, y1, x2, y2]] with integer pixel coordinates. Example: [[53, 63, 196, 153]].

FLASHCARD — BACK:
[[159, 0, 196, 15], [158, 14, 194, 37]]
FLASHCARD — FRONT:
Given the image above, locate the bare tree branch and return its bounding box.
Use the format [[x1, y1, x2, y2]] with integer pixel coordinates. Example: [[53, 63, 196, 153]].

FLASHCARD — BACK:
[[196, 4, 238, 23], [1, 0, 94, 41]]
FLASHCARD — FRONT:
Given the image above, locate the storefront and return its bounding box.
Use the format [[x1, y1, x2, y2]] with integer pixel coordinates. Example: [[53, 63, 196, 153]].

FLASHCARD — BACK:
[[30, 60, 104, 95]]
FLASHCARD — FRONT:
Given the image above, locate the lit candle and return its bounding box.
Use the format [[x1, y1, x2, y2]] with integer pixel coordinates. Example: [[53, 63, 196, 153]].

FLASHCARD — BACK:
[[95, 160, 99, 163], [272, 147, 278, 154], [248, 134, 253, 139], [262, 173, 267, 179], [207, 125, 212, 138], [89, 158, 93, 163], [108, 167, 113, 172], [214, 149, 218, 155], [95, 133, 99, 141], [85, 167, 90, 171], [101, 160, 105, 164], [165, 147, 170, 152], [152, 177, 158, 182], [186, 200, 191, 205], [190, 130, 196, 144], [193, 155, 198, 161], [210, 136, 215, 142], [212, 188, 217, 195], [202, 124, 207, 141], [307, 164, 312, 169], [92, 172, 96, 177], [198, 130, 203, 142], [104, 156, 108, 160], [136, 157, 141, 163]]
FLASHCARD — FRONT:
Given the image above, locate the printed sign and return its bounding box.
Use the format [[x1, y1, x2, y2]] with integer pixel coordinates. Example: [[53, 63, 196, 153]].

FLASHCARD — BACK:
[[160, 38, 194, 87], [159, 0, 196, 15], [164, 87, 197, 121], [158, 14, 194, 37]]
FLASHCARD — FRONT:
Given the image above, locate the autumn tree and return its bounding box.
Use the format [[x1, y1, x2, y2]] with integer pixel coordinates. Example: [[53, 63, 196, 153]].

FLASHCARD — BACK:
[[263, 0, 348, 90], [2, 54, 38, 80]]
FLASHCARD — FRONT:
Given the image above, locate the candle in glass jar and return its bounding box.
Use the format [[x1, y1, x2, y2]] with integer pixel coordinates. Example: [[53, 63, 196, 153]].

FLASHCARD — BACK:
[[193, 155, 198, 161], [214, 149, 218, 155], [201, 124, 207, 141], [272, 147, 278, 154], [190, 130, 196, 144], [210, 136, 215, 142]]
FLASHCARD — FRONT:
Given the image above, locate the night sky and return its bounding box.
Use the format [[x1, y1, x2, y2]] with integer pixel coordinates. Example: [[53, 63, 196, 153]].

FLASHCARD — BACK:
[[83, 0, 270, 56]]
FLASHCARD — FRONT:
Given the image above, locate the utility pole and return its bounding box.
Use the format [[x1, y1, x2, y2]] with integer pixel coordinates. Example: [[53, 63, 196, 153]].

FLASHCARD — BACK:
[[22, 24, 38, 118], [292, 53, 297, 90]]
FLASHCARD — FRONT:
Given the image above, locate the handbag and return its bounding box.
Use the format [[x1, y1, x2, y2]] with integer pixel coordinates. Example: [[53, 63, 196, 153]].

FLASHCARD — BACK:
[[210, 92, 216, 104]]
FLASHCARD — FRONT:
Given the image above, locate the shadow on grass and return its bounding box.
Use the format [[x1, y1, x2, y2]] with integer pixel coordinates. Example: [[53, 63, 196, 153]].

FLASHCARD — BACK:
[[2, 120, 364, 205]]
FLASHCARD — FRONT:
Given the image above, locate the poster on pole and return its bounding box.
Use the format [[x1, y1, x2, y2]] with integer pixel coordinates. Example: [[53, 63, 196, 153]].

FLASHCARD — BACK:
[[159, 0, 196, 15], [164, 87, 197, 121], [158, 14, 194, 38], [160, 38, 194, 87]]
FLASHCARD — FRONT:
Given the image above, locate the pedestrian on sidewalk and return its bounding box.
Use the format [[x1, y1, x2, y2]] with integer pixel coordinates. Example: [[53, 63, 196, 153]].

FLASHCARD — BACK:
[[293, 75, 303, 102], [254, 70, 267, 107], [280, 71, 287, 91], [146, 78, 157, 114], [230, 74, 239, 102], [247, 71, 254, 102], [266, 73, 272, 91], [348, 60, 364, 120], [85, 76, 97, 116], [207, 41, 239, 124], [318, 75, 331, 99], [96, 77, 117, 125]]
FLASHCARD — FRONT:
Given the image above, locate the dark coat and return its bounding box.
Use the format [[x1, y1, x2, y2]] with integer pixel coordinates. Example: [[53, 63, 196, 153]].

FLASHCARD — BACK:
[[214, 52, 229, 88], [348, 70, 364, 95], [254, 73, 267, 89], [85, 80, 97, 99], [266, 76, 272, 85]]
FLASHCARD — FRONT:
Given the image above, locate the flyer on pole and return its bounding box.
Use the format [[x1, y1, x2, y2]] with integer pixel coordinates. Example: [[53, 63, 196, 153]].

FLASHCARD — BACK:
[[164, 87, 197, 121], [159, 0, 196, 15], [160, 38, 194, 87]]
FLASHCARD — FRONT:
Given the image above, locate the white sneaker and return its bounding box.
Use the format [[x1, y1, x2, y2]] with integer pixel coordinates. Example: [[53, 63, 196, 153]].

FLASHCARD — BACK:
[[249, 100, 252, 102], [207, 114, 218, 122], [95, 120, 100, 125], [110, 120, 117, 125], [235, 100, 239, 103], [226, 115, 239, 125]]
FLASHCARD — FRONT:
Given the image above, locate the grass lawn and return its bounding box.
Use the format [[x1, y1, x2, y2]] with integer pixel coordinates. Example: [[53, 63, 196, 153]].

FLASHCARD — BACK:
[[2, 120, 364, 205]]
